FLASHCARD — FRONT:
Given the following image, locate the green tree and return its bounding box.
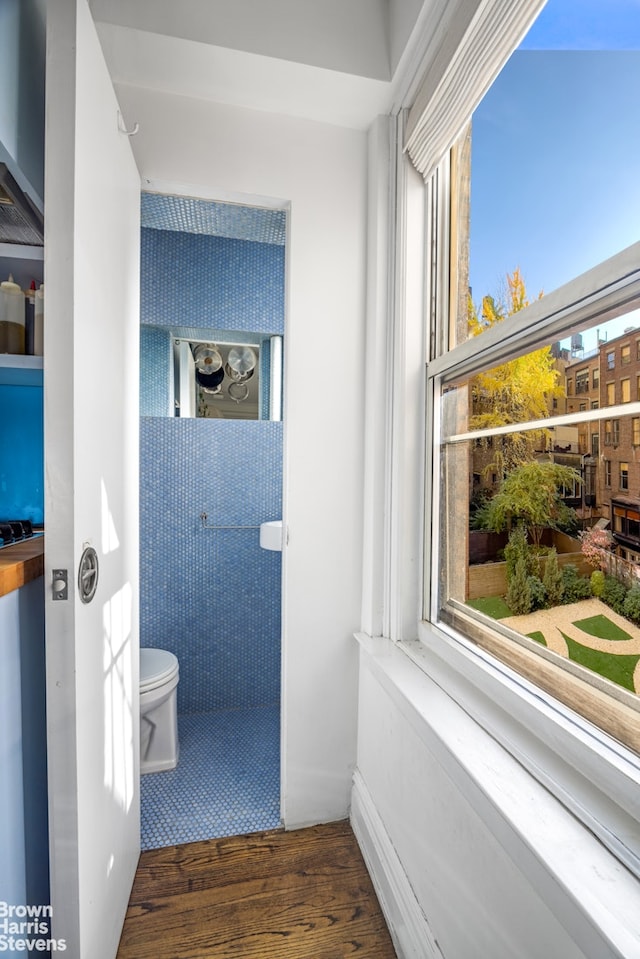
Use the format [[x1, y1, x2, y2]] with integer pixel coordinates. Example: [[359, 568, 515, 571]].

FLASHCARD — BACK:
[[504, 524, 537, 579], [469, 269, 564, 478], [506, 554, 533, 615], [542, 548, 563, 607], [477, 460, 580, 550]]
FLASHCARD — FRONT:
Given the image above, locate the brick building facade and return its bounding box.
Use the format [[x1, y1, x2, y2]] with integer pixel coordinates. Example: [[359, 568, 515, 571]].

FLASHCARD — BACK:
[[565, 328, 640, 561]]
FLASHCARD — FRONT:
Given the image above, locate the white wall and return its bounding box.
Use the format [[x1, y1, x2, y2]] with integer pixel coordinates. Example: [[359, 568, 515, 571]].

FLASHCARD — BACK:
[[91, 0, 390, 80], [116, 85, 367, 827]]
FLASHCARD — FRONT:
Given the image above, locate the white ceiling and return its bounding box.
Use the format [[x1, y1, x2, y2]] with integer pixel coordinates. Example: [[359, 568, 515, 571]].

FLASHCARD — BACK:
[[89, 0, 427, 130]]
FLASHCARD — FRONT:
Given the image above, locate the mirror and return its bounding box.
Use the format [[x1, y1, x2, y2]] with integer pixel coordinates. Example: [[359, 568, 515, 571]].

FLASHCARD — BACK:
[[173, 333, 283, 420]]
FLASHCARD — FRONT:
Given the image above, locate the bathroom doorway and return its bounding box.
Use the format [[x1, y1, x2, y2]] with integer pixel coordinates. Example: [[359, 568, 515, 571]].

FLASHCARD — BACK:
[[138, 191, 285, 848]]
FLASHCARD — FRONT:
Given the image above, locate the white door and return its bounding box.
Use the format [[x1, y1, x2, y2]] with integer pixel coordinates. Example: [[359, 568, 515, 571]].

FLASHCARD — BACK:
[[44, 1, 141, 957]]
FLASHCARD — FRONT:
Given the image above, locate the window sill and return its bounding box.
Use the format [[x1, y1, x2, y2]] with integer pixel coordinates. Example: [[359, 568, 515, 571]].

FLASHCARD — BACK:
[[356, 629, 640, 956], [401, 620, 640, 881]]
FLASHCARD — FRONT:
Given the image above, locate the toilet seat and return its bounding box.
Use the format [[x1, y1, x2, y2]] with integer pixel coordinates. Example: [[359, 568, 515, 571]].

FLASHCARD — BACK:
[[140, 648, 179, 694]]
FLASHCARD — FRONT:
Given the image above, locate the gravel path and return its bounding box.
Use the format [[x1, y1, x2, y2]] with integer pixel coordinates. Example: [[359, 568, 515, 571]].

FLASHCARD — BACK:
[[501, 598, 640, 692]]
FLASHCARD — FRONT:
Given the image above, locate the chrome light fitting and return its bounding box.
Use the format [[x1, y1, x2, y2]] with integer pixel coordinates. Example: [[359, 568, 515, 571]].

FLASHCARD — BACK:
[[227, 345, 256, 374], [193, 343, 223, 372]]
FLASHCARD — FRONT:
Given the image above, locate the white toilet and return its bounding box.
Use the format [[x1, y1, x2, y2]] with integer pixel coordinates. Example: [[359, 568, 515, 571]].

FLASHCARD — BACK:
[[139, 648, 180, 774]]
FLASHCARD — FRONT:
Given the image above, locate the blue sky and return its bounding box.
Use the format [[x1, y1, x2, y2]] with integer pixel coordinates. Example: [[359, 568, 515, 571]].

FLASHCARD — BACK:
[[521, 0, 640, 50], [469, 1, 640, 347]]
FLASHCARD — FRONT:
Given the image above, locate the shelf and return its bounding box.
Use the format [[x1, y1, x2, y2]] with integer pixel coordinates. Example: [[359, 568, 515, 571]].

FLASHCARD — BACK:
[[0, 243, 44, 261], [0, 243, 44, 290], [0, 354, 43, 386]]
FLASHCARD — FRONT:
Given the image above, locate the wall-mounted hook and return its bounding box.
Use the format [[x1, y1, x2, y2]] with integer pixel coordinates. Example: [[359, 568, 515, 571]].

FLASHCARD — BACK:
[[117, 110, 139, 137]]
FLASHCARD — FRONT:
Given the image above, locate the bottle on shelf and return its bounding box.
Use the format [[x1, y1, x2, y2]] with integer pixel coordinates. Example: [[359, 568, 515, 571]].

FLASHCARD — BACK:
[[0, 274, 26, 354], [34, 284, 44, 356], [25, 280, 36, 355]]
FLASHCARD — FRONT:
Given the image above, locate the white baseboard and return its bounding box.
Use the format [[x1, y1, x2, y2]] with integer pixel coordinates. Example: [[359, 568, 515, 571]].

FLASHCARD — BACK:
[[350, 770, 443, 959]]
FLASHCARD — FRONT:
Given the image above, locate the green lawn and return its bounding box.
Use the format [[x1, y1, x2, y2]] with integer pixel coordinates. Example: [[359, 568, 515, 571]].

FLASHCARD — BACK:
[[572, 614, 631, 642], [466, 596, 513, 619], [562, 633, 639, 692], [467, 597, 638, 693]]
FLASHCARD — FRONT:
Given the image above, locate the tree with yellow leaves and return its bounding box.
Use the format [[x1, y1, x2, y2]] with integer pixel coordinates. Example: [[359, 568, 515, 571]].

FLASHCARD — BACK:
[[469, 269, 564, 481]]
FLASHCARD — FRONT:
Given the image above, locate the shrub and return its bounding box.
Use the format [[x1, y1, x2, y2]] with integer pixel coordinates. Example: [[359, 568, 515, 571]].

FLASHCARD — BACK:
[[506, 555, 532, 615], [527, 575, 547, 611], [560, 564, 591, 604], [623, 584, 640, 624], [602, 575, 628, 615], [542, 548, 563, 607], [579, 526, 614, 571], [590, 569, 605, 598], [504, 525, 531, 583], [469, 488, 492, 526]]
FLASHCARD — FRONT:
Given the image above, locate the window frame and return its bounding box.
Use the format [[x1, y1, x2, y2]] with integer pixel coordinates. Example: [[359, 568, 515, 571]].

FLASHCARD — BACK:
[[620, 461, 629, 491], [416, 150, 640, 877], [381, 0, 640, 890], [575, 368, 589, 394]]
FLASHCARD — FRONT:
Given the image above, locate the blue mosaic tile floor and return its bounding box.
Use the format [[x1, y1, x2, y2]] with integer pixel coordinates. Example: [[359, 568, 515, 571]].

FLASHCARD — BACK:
[[140, 704, 281, 850]]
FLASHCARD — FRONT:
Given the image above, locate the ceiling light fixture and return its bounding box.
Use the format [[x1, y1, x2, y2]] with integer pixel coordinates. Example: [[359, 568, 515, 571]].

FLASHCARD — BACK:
[[227, 345, 256, 374]]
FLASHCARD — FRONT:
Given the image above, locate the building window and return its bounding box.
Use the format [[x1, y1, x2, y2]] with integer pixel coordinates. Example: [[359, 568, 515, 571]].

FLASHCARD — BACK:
[[591, 432, 599, 457], [591, 399, 599, 410], [575, 368, 589, 393], [606, 382, 615, 405], [613, 502, 640, 543], [579, 402, 587, 412], [607, 351, 615, 370], [604, 459, 612, 487], [604, 419, 613, 445], [622, 378, 631, 402], [566, 377, 573, 395], [620, 462, 629, 491], [633, 417, 640, 446], [605, 419, 621, 445], [621, 344, 631, 365], [592, 366, 600, 389]]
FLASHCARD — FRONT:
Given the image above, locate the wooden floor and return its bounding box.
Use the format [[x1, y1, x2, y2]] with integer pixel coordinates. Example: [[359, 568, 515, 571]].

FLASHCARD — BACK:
[[116, 820, 397, 959]]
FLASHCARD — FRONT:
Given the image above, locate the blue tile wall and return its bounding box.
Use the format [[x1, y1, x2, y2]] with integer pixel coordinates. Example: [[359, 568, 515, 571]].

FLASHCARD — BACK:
[[141, 193, 286, 246], [140, 216, 285, 715], [140, 418, 282, 713], [141, 229, 285, 334], [140, 326, 172, 417]]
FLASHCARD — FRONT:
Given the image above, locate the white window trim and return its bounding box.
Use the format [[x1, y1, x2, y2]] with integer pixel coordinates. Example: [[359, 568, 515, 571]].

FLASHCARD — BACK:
[[407, 620, 640, 879], [357, 630, 640, 957], [363, 0, 640, 886], [428, 241, 640, 384], [421, 176, 640, 877]]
